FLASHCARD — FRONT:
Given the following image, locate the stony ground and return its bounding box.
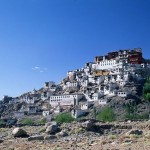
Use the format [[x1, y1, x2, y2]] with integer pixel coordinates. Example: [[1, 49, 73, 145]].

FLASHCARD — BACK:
[[0, 121, 150, 150]]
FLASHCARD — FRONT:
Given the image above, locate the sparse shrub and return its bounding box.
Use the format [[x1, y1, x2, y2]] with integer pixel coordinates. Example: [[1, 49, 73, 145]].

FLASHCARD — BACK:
[[0, 119, 6, 127], [125, 112, 149, 120], [143, 76, 150, 101], [55, 112, 74, 124], [36, 118, 47, 125], [21, 118, 34, 125], [109, 134, 117, 140], [97, 107, 116, 122]]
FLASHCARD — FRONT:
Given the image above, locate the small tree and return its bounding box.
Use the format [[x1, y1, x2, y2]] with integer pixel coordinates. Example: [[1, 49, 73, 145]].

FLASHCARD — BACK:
[[124, 101, 138, 120], [55, 112, 74, 124], [97, 107, 116, 122]]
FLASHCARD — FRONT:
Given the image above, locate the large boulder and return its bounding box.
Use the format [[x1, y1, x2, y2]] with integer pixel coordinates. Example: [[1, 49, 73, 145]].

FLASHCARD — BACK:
[[81, 120, 93, 130], [12, 127, 28, 138], [46, 124, 60, 134], [44, 135, 57, 140], [28, 135, 44, 141]]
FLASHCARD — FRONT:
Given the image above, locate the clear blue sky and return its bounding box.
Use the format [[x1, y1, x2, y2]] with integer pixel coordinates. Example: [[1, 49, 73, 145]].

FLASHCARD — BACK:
[[0, 0, 150, 99]]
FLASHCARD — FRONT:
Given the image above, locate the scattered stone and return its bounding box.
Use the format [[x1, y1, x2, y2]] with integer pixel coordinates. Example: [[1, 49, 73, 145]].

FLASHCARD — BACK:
[[44, 135, 57, 140], [12, 127, 28, 138], [128, 130, 143, 135], [124, 140, 133, 143], [56, 131, 68, 138], [28, 135, 44, 141], [127, 120, 131, 123]]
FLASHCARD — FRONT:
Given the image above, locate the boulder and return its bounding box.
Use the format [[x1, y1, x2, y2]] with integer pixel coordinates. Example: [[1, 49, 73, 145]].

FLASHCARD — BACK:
[[0, 140, 3, 143], [56, 131, 68, 138], [28, 135, 44, 141], [81, 120, 93, 130], [12, 127, 28, 138], [44, 135, 57, 140], [46, 124, 60, 134]]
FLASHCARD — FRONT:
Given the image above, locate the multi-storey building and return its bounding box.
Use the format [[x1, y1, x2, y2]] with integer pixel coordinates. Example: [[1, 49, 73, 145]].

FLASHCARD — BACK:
[[49, 94, 84, 106]]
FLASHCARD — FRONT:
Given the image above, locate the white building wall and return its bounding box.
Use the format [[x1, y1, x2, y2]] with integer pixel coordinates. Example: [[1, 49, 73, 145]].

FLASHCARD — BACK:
[[43, 111, 50, 117], [118, 92, 128, 97], [99, 99, 107, 105], [71, 109, 86, 118], [81, 101, 92, 110], [92, 60, 117, 70], [81, 80, 88, 87], [50, 94, 83, 106], [21, 96, 35, 104]]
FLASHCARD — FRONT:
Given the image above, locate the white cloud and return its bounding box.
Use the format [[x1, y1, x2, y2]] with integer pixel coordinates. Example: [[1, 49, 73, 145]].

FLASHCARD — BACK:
[[32, 66, 48, 73], [32, 66, 40, 70]]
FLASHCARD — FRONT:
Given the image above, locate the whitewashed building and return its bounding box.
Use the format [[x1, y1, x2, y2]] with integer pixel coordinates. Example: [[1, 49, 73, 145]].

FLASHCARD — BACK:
[[99, 99, 107, 105], [117, 91, 129, 98], [43, 111, 50, 117], [71, 109, 86, 118], [41, 91, 53, 101], [81, 101, 92, 110], [63, 81, 80, 90], [50, 94, 83, 106], [20, 95, 35, 104]]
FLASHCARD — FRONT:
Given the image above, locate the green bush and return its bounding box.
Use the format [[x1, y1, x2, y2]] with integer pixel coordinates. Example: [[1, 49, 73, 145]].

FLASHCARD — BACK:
[[55, 112, 74, 124], [21, 118, 34, 125], [36, 118, 47, 125], [97, 107, 116, 122]]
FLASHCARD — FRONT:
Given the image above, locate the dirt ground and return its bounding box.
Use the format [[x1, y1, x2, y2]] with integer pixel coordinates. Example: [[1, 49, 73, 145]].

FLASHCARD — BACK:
[[0, 121, 150, 150]]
